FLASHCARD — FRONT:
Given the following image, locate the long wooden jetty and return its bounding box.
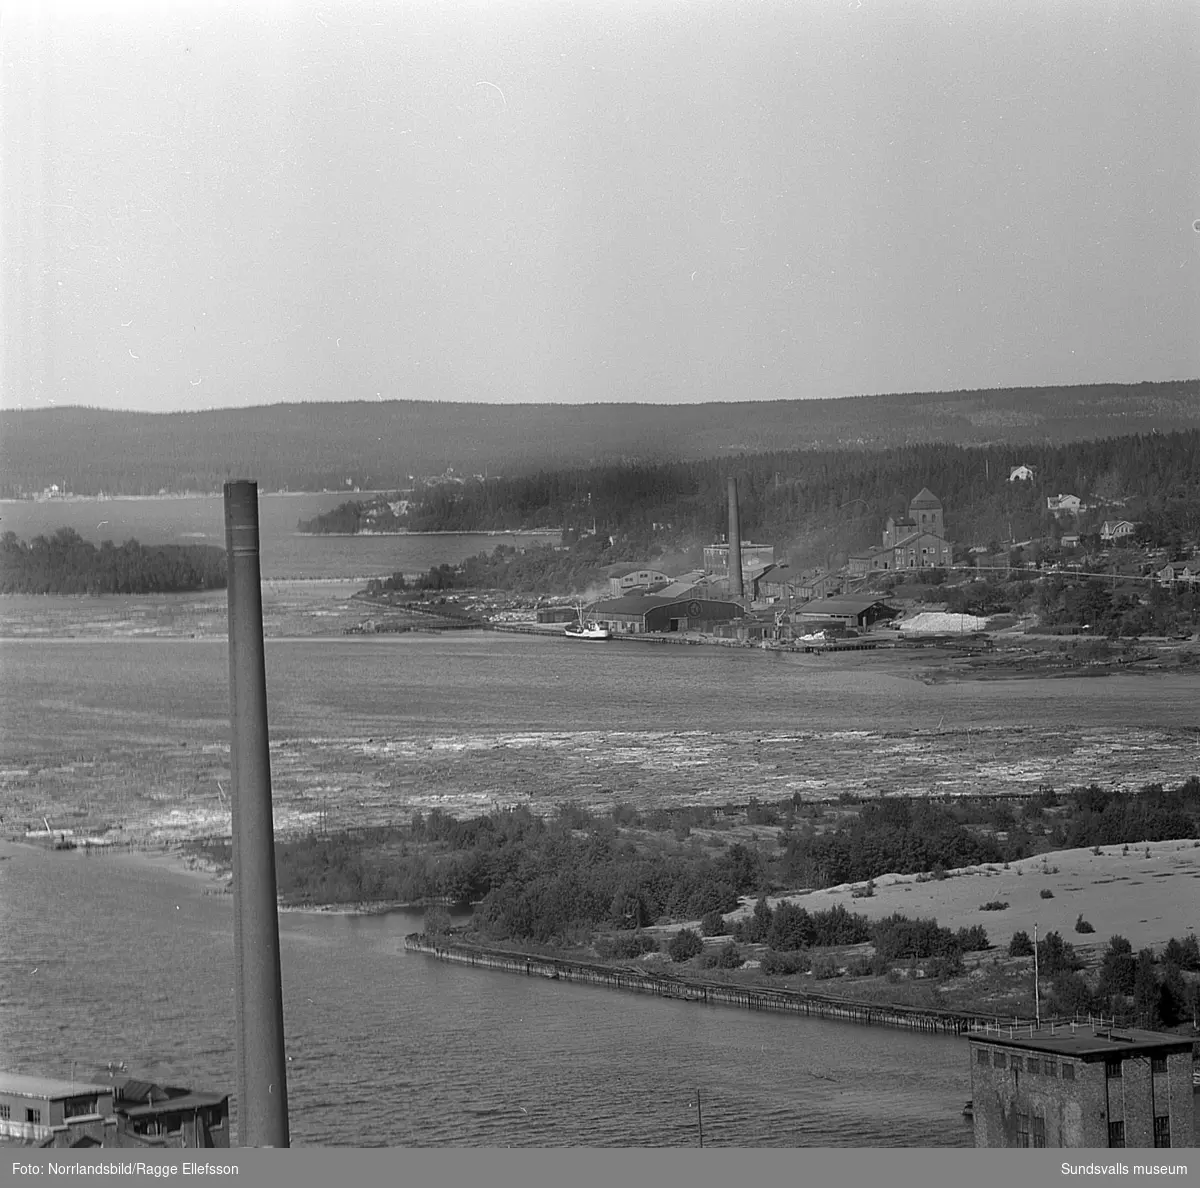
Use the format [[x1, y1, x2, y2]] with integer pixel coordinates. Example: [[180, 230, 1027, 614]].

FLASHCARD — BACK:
[[404, 935, 1008, 1036]]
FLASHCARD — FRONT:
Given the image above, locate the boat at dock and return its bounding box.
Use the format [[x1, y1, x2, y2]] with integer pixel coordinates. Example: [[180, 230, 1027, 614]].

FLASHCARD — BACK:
[[564, 620, 612, 641]]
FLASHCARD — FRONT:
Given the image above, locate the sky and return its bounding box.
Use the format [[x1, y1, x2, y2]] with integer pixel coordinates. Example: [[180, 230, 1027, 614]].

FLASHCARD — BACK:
[[2, 0, 1198, 413]]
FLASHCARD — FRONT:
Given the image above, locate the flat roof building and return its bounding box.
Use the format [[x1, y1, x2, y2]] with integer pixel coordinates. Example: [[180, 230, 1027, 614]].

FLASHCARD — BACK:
[[0, 1071, 229, 1149], [0, 1074, 115, 1145], [968, 1023, 1194, 1149]]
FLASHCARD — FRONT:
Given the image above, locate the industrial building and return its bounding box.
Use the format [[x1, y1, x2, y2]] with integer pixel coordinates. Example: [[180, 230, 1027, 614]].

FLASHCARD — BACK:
[[792, 596, 898, 630], [586, 595, 744, 635], [847, 488, 954, 574], [967, 1024, 1194, 1149], [0, 1071, 229, 1148], [606, 565, 671, 597], [703, 540, 775, 580]]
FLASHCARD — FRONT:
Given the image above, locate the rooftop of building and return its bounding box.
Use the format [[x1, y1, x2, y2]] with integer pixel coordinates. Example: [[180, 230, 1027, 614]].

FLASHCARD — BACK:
[[117, 1092, 228, 1120], [967, 1023, 1193, 1058], [0, 1073, 113, 1100], [590, 593, 741, 615], [796, 596, 896, 615], [909, 487, 942, 509]]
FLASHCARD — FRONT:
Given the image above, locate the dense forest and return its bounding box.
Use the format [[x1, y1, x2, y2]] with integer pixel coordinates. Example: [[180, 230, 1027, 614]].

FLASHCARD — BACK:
[[3, 380, 1198, 497], [301, 429, 1200, 568], [0, 529, 226, 594]]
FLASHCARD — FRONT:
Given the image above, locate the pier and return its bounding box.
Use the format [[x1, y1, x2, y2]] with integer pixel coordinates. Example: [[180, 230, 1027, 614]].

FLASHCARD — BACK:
[[405, 935, 1009, 1036]]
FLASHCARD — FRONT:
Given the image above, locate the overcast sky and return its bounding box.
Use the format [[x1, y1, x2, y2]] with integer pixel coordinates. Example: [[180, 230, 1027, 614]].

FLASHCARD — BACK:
[[2, 0, 1197, 413]]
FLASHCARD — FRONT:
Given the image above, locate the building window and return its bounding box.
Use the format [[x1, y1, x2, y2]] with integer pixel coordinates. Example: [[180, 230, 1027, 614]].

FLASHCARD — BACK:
[[1027, 1057, 1040, 1075], [976, 1048, 990, 1066], [994, 1052, 1007, 1069], [1016, 1112, 1030, 1147], [1108, 1121, 1125, 1148], [1061, 1062, 1075, 1081], [1010, 1055, 1023, 1072], [1106, 1058, 1122, 1080], [1151, 1055, 1167, 1075], [1154, 1116, 1171, 1148], [0, 1105, 9, 1120], [1032, 1115, 1046, 1148], [25, 1108, 41, 1124]]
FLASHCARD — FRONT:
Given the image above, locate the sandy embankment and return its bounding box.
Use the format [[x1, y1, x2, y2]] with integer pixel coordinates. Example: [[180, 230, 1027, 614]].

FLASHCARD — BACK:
[[724, 839, 1200, 955]]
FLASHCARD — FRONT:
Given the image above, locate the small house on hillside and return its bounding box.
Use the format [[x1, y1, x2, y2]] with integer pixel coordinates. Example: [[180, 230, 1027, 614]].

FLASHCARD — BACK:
[[1046, 494, 1081, 514], [1100, 519, 1137, 543], [1008, 465, 1035, 482], [1156, 562, 1198, 586]]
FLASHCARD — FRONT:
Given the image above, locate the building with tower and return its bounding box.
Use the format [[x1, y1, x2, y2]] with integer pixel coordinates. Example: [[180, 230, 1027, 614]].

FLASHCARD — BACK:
[[847, 488, 954, 575]]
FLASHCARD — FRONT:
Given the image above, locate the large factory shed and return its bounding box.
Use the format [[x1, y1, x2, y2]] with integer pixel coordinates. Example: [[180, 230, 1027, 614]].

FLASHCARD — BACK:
[[588, 595, 744, 634], [793, 597, 898, 629]]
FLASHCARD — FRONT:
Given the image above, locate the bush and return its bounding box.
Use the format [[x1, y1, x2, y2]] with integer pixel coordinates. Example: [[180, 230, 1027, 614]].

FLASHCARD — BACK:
[[980, 900, 1009, 911], [716, 941, 744, 969], [599, 932, 658, 960], [926, 951, 964, 980], [667, 928, 704, 963], [1040, 889, 1054, 899], [810, 953, 840, 980], [699, 910, 728, 937], [1009, 930, 1034, 957], [1075, 915, 1095, 934], [760, 949, 807, 976]]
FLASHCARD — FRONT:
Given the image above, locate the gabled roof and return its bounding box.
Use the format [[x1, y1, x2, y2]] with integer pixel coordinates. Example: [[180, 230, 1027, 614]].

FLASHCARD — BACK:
[[908, 488, 942, 509]]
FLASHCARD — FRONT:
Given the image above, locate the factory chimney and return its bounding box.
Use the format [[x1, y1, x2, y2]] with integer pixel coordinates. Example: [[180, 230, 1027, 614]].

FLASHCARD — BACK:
[[727, 476, 744, 600], [224, 481, 290, 1148]]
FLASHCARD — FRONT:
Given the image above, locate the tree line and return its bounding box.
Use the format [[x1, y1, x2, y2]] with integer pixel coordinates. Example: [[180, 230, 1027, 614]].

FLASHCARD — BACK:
[[300, 429, 1200, 567], [0, 528, 227, 595]]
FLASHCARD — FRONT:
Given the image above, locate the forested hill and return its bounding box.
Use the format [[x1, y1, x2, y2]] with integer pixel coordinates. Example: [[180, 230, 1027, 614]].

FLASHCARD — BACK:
[[2, 379, 1198, 497], [301, 430, 1200, 561]]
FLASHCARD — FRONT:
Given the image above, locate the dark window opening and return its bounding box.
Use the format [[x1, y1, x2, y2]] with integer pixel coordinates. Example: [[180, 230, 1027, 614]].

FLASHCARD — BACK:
[[1154, 1117, 1171, 1148], [1106, 1059, 1122, 1079], [0, 1105, 10, 1120], [994, 1052, 1007, 1069], [1027, 1058, 1040, 1075], [25, 1108, 41, 1124], [976, 1049, 990, 1066], [1010, 1055, 1023, 1072], [1151, 1055, 1167, 1075], [1108, 1121, 1125, 1148], [1016, 1112, 1030, 1148], [1062, 1063, 1075, 1081], [1032, 1115, 1046, 1148]]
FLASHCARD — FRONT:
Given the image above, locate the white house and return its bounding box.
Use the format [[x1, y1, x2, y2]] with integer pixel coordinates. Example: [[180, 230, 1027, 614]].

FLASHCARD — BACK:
[[1047, 493, 1081, 514], [1100, 519, 1137, 543], [1008, 465, 1035, 482], [1156, 562, 1197, 586]]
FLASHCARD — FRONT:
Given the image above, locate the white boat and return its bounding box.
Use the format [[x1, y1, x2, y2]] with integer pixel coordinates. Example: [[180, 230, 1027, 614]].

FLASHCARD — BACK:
[[564, 619, 612, 641]]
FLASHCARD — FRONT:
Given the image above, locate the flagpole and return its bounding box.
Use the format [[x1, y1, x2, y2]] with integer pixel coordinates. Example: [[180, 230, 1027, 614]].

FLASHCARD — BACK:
[[1034, 922, 1041, 1027]]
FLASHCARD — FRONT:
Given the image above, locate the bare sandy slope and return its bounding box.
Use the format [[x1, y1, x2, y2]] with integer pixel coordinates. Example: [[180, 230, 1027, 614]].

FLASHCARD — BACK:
[[727, 840, 1200, 955]]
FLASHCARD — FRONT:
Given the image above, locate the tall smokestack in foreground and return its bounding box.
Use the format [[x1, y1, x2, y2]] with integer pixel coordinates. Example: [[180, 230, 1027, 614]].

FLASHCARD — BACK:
[[727, 475, 744, 600], [224, 480, 290, 1148]]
